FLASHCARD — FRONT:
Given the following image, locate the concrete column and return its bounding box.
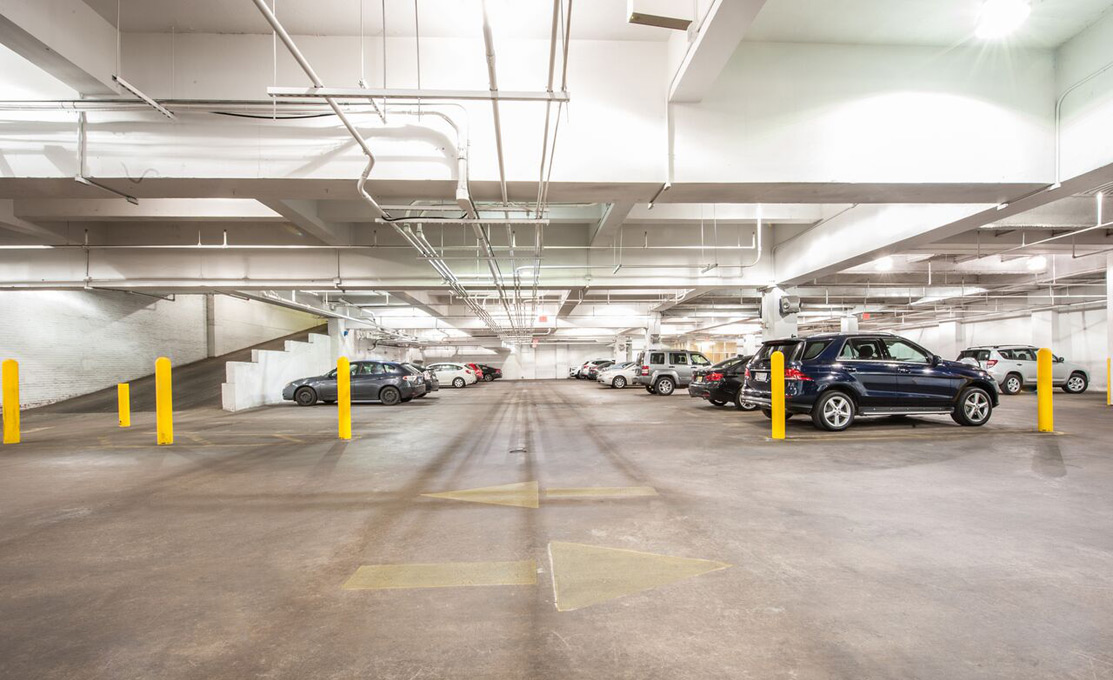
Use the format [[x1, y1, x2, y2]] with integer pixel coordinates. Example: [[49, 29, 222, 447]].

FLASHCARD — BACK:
[[936, 320, 963, 360], [840, 315, 859, 333], [761, 288, 798, 340], [1107, 254, 1113, 388], [1029, 291, 1059, 351], [328, 318, 347, 362], [645, 313, 662, 349], [204, 294, 217, 358]]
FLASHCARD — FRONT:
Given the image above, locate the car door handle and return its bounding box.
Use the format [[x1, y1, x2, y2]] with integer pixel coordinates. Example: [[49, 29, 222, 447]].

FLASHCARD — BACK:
[[844, 367, 856, 372]]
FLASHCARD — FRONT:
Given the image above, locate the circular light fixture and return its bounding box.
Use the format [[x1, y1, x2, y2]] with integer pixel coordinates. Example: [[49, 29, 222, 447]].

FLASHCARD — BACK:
[[1026, 255, 1047, 271], [874, 256, 894, 272], [976, 0, 1031, 39]]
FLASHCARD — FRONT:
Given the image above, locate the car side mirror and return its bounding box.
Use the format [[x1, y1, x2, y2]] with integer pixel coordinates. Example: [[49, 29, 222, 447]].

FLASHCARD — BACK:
[[1055, 356, 1064, 363], [931, 354, 942, 366]]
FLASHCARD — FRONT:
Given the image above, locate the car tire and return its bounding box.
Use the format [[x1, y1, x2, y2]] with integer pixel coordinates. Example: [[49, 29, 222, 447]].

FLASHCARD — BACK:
[[323, 400, 336, 405], [1062, 372, 1088, 394], [811, 391, 855, 431], [735, 391, 758, 411], [294, 387, 318, 407], [645, 384, 656, 394], [484, 374, 494, 382], [1002, 373, 1023, 395], [612, 376, 627, 389], [452, 377, 466, 388], [379, 386, 401, 406], [654, 377, 675, 396], [951, 386, 993, 426], [710, 399, 727, 406]]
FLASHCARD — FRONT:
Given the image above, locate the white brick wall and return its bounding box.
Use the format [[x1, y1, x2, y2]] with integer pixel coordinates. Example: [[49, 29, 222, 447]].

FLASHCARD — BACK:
[[222, 333, 331, 412], [0, 290, 321, 407]]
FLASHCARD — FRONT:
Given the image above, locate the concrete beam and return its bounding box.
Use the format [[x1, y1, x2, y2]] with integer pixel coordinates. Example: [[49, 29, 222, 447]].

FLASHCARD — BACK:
[[387, 291, 477, 337], [0, 200, 65, 241], [0, 0, 117, 95], [668, 0, 769, 103], [625, 203, 827, 225], [556, 287, 587, 318], [588, 202, 635, 246], [16, 198, 284, 222], [651, 287, 719, 312], [257, 199, 351, 246]]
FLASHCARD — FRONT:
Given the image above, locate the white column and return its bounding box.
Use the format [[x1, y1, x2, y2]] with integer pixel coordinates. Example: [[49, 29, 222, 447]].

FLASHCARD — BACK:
[[328, 318, 347, 362], [936, 320, 963, 360], [761, 288, 798, 340], [645, 313, 662, 349], [839, 315, 859, 333], [1106, 254, 1113, 389]]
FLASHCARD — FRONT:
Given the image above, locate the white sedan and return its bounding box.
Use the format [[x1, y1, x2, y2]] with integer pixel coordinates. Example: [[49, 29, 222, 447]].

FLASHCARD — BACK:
[[597, 361, 639, 389], [426, 362, 479, 388]]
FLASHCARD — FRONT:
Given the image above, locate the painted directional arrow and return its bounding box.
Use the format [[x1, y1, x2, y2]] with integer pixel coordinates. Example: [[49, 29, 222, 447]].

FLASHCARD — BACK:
[[342, 542, 729, 612], [420, 481, 657, 509]]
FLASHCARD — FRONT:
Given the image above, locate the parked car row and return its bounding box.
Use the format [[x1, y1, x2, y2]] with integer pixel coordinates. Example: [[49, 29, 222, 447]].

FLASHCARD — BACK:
[[282, 359, 501, 406], [570, 331, 1091, 432]]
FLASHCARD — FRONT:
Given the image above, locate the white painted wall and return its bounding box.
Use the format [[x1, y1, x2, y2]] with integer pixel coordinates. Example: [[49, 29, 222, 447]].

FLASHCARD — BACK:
[[0, 290, 320, 407], [1056, 8, 1113, 180], [221, 333, 330, 412]]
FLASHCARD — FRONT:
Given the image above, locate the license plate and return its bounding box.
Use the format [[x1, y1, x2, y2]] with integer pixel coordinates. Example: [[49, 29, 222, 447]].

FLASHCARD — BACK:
[[754, 372, 768, 382]]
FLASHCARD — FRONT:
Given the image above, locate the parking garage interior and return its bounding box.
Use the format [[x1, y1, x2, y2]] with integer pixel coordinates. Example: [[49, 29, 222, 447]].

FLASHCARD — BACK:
[[2, 0, 1113, 678]]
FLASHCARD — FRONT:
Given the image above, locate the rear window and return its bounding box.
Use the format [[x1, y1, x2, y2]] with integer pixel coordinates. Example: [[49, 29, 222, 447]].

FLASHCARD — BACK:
[[649, 352, 665, 365], [958, 350, 990, 362], [755, 342, 801, 362]]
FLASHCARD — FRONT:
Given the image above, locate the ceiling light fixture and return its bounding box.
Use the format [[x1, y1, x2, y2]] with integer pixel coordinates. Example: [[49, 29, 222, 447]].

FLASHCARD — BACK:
[[874, 256, 894, 272], [976, 0, 1031, 39], [1026, 255, 1047, 272]]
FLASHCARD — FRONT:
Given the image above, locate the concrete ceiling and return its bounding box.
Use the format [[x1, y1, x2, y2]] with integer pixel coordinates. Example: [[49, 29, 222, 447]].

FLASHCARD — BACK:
[[82, 0, 672, 41], [745, 0, 1113, 48]]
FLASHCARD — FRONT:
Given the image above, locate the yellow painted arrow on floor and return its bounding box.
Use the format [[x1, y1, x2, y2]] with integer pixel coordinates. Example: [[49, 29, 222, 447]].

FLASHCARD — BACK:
[[340, 543, 730, 612], [548, 541, 730, 612], [420, 481, 657, 508]]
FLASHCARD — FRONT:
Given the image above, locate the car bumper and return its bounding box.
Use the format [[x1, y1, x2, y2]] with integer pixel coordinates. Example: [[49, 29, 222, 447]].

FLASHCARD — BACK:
[[741, 386, 816, 414], [281, 385, 297, 400]]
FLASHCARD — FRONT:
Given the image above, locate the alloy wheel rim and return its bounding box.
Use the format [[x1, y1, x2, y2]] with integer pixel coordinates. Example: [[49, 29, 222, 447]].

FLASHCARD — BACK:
[[823, 396, 851, 427], [659, 381, 673, 394], [964, 392, 989, 421], [1007, 377, 1020, 392], [1068, 376, 1084, 391]]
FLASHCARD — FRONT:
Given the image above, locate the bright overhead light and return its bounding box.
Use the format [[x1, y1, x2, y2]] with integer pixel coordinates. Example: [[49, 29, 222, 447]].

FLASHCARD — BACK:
[[1026, 255, 1047, 271], [874, 256, 894, 272], [976, 0, 1030, 39]]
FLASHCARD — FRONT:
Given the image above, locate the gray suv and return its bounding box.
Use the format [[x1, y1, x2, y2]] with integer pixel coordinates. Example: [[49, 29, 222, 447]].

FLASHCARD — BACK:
[[634, 349, 713, 396]]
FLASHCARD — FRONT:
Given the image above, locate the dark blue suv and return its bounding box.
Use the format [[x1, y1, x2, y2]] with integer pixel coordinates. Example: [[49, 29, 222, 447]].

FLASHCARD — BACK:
[[741, 332, 1000, 431]]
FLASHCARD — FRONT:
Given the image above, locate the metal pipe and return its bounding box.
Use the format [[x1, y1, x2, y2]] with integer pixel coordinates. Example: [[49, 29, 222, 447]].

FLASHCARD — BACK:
[[480, 0, 509, 206]]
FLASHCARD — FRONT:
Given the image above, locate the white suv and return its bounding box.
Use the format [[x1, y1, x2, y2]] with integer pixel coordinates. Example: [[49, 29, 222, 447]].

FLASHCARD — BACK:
[[957, 345, 1089, 395]]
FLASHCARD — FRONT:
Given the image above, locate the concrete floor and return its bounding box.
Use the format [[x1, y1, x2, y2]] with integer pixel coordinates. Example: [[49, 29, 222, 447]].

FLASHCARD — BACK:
[[2, 380, 1112, 679]]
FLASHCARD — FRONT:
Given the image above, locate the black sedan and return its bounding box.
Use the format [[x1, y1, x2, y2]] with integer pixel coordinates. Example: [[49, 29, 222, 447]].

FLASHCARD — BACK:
[[403, 362, 439, 395], [282, 360, 426, 406], [687, 355, 757, 410], [741, 333, 999, 431], [477, 364, 503, 382]]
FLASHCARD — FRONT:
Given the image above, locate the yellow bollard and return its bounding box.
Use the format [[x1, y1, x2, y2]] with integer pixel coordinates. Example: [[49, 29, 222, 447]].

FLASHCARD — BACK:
[[771, 350, 786, 440], [2, 359, 19, 445], [155, 357, 173, 445], [1107, 358, 1111, 407], [1037, 348, 1053, 433], [338, 357, 352, 440], [118, 383, 131, 428]]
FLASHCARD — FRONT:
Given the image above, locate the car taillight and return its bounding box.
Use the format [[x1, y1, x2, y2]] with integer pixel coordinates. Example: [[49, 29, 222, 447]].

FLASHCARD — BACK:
[[986, 359, 997, 368], [707, 372, 723, 382], [641, 365, 649, 375], [744, 368, 750, 379], [784, 368, 813, 381]]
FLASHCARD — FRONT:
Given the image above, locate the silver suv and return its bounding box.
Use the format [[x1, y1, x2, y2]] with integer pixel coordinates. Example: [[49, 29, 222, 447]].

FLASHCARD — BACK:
[[634, 349, 712, 396], [957, 345, 1089, 395]]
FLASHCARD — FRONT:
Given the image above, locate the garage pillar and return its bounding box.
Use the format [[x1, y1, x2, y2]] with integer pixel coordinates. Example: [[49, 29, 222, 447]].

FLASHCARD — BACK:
[[839, 315, 859, 333], [1029, 292, 1059, 351], [645, 313, 662, 349], [1107, 253, 1113, 392], [761, 288, 798, 340], [328, 318, 347, 362], [936, 320, 962, 360]]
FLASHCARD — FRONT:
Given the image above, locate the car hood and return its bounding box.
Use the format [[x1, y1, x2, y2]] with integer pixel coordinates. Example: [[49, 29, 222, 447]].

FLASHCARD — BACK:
[[286, 375, 329, 387]]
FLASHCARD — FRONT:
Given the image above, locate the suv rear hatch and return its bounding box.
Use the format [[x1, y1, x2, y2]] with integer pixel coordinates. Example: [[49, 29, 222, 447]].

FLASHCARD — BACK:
[[747, 340, 803, 388]]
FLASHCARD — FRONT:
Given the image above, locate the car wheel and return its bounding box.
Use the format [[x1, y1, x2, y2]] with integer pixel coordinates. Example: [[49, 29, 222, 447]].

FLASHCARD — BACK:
[[484, 374, 494, 382], [612, 376, 627, 389], [761, 408, 794, 420], [452, 377, 466, 388], [951, 386, 993, 426], [735, 391, 758, 411], [379, 386, 401, 406], [1062, 372, 1088, 394], [401, 396, 413, 402], [710, 399, 727, 406], [1002, 373, 1023, 395], [654, 377, 675, 396], [645, 384, 656, 394], [811, 391, 855, 431], [323, 400, 336, 405], [294, 387, 318, 407]]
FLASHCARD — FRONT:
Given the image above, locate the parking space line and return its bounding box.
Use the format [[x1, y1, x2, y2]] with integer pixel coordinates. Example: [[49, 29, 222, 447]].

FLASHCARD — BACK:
[[342, 560, 538, 590]]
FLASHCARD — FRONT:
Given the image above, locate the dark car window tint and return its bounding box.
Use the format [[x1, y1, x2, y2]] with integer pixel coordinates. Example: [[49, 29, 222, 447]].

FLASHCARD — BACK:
[[839, 338, 885, 360], [691, 353, 711, 366], [801, 340, 831, 360], [1018, 349, 1038, 361], [650, 352, 665, 364], [756, 342, 799, 362], [670, 352, 688, 365], [883, 338, 931, 363], [958, 350, 989, 362]]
